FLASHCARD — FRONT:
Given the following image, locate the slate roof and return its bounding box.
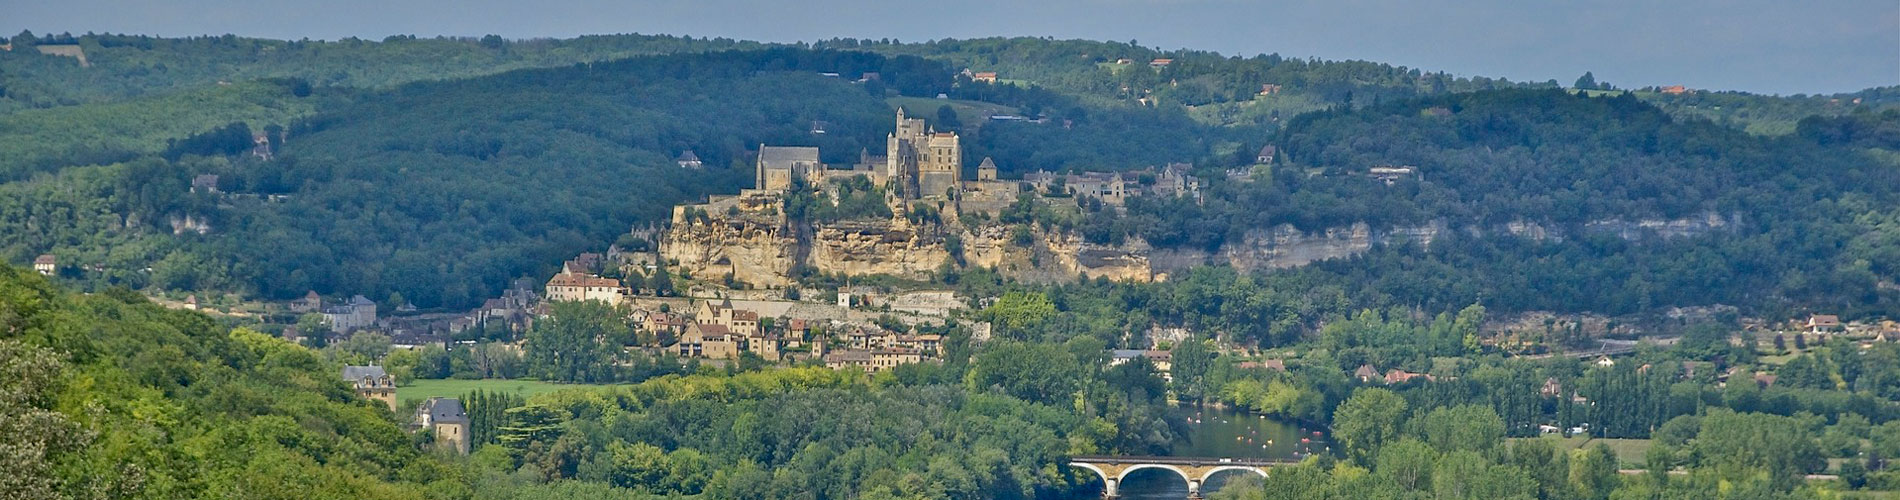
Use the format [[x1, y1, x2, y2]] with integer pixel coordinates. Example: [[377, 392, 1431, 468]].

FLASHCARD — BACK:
[[422, 397, 468, 424], [758, 146, 820, 168], [341, 365, 387, 381]]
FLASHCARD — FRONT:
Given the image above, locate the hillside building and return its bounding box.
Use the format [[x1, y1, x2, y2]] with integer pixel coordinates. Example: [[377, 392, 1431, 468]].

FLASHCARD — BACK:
[[544, 273, 623, 304], [414, 397, 470, 454], [342, 365, 398, 411]]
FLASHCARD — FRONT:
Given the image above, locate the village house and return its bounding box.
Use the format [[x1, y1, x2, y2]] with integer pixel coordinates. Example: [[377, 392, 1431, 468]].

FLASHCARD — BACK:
[[1540, 377, 1565, 397], [322, 295, 378, 332], [676, 150, 703, 169], [342, 365, 398, 411], [291, 290, 323, 313], [643, 312, 691, 337], [1149, 58, 1172, 68], [748, 334, 784, 361], [563, 253, 606, 274], [824, 349, 874, 371], [544, 272, 623, 304], [970, 71, 998, 83], [1384, 369, 1435, 384], [33, 254, 56, 276], [824, 348, 925, 373], [1256, 145, 1277, 165], [1354, 364, 1381, 383], [1258, 83, 1283, 96], [892, 333, 944, 356], [1807, 314, 1841, 335], [676, 322, 742, 360], [414, 397, 470, 454], [1660, 85, 1688, 95]]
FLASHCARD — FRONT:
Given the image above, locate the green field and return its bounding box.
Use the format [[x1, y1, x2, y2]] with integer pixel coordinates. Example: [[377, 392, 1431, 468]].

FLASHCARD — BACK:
[[397, 378, 619, 402], [886, 96, 1019, 122]]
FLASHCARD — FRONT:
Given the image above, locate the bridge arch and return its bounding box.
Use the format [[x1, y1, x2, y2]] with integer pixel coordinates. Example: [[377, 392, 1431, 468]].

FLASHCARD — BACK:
[[1070, 462, 1112, 485], [1198, 465, 1270, 483], [1116, 463, 1192, 485]]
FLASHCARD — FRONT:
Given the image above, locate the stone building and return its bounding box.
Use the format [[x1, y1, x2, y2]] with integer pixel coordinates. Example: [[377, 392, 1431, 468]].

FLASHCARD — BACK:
[[885, 108, 962, 200], [756, 146, 823, 192], [415, 397, 470, 454], [342, 365, 398, 411], [33, 254, 55, 276], [322, 295, 378, 332], [544, 273, 623, 304]]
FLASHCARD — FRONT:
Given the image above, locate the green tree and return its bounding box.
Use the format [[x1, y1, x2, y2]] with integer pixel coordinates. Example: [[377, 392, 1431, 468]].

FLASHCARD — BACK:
[[1335, 388, 1408, 465], [525, 300, 628, 382], [1569, 443, 1617, 500], [965, 341, 1080, 404], [1414, 404, 1505, 453], [983, 291, 1055, 338], [1574, 71, 1598, 90], [1171, 337, 1213, 399]]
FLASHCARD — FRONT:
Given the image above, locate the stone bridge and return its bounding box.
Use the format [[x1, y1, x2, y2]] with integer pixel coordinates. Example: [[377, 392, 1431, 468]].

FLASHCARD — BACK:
[[1067, 455, 1295, 499]]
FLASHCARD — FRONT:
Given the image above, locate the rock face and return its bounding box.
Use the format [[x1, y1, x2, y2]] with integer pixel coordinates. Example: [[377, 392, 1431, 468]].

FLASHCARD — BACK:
[[660, 191, 799, 288], [807, 220, 952, 280], [665, 190, 1735, 287], [1148, 212, 1736, 275]]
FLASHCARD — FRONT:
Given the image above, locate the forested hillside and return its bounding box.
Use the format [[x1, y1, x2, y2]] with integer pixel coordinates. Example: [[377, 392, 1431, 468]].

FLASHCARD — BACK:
[[5, 48, 971, 308], [0, 31, 758, 112], [835, 36, 1900, 133], [4, 33, 1898, 315], [0, 267, 453, 498]]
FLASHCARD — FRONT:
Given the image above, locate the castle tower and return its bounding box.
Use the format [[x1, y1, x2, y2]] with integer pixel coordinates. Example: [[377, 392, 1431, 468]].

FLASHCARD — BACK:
[[884, 108, 959, 200]]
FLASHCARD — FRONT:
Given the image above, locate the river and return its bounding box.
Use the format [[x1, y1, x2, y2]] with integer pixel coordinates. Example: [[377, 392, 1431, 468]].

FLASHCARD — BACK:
[[1112, 405, 1330, 499]]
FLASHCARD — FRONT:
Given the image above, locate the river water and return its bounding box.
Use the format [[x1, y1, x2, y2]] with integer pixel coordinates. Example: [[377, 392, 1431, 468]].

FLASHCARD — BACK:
[[1111, 405, 1329, 499]]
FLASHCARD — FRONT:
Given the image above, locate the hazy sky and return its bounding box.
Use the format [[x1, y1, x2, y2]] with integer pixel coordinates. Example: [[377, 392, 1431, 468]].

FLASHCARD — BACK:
[[3, 0, 1895, 95]]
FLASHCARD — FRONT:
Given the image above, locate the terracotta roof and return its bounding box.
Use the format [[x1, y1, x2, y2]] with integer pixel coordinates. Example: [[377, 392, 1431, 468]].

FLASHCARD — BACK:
[[33, 254, 55, 265], [547, 273, 620, 288]]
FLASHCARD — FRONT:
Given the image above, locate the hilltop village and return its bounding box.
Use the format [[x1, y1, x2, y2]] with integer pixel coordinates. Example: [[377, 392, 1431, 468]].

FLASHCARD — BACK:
[[662, 107, 1202, 289]]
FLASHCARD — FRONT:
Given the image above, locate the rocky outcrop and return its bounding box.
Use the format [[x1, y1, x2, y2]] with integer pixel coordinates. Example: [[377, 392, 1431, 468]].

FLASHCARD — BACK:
[[807, 220, 952, 280], [664, 187, 1737, 287], [1149, 212, 1736, 275]]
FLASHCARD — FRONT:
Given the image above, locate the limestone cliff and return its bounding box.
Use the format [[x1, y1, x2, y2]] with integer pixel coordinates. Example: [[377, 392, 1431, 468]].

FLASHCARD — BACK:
[[806, 219, 952, 280]]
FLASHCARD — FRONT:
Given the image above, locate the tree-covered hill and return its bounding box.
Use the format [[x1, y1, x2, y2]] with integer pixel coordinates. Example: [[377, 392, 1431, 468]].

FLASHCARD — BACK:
[[0, 31, 761, 112], [0, 266, 453, 499], [3, 48, 969, 308]]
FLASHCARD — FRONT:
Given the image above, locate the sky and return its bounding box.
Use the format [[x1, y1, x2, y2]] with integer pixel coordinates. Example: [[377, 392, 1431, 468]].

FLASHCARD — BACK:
[[2, 0, 1895, 95]]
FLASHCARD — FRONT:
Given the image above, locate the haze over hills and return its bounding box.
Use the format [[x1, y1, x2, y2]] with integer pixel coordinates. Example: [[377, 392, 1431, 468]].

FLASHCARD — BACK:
[[4, 29, 1900, 500]]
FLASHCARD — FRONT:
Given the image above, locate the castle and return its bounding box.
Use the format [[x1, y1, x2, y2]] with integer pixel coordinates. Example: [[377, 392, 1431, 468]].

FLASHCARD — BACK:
[[753, 108, 987, 205], [884, 107, 962, 200]]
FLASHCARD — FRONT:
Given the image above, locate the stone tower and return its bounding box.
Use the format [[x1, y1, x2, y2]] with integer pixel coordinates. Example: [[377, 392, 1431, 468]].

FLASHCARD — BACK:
[[885, 108, 960, 200]]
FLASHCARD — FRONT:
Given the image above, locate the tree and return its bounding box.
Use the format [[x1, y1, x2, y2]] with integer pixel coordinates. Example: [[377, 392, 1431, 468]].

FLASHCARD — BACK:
[[525, 300, 627, 383], [965, 341, 1080, 404], [297, 312, 333, 348], [0, 340, 94, 499], [1569, 443, 1617, 500], [936, 104, 962, 131], [983, 291, 1055, 338], [1171, 337, 1213, 399], [1376, 439, 1437, 491], [1574, 72, 1598, 90], [1335, 388, 1408, 465], [1414, 405, 1505, 453]]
